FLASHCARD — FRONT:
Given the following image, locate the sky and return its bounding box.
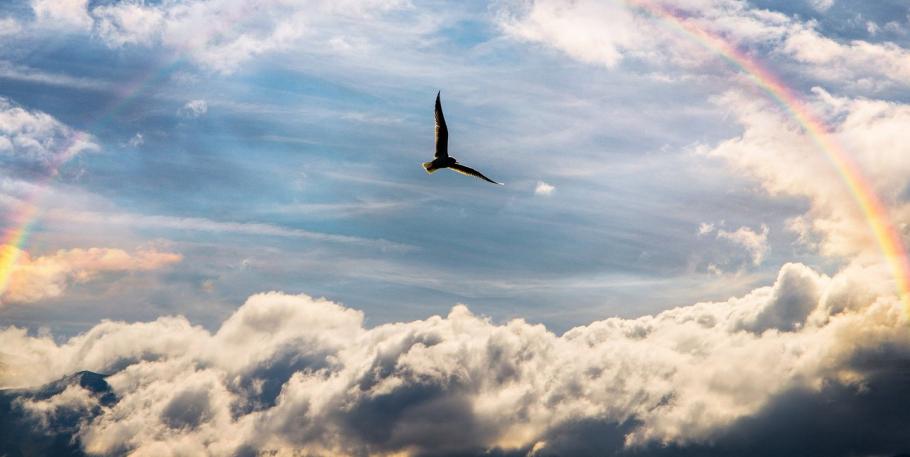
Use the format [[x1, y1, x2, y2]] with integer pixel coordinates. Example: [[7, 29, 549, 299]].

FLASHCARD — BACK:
[[3, 0, 910, 455]]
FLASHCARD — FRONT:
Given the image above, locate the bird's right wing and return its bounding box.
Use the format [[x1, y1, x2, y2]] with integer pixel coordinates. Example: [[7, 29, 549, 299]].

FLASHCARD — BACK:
[[449, 163, 501, 185], [435, 91, 448, 159]]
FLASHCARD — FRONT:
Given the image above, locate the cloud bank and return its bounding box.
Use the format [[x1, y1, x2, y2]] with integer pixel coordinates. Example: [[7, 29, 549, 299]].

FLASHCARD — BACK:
[[2, 257, 908, 455]]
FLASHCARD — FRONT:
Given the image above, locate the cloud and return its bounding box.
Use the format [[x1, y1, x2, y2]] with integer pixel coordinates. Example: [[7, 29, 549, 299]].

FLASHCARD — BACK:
[[1, 259, 908, 455], [534, 181, 555, 196], [127, 132, 144, 148], [702, 89, 910, 261], [808, 0, 835, 12], [178, 99, 208, 118], [47, 209, 411, 251], [498, 0, 910, 91], [716, 224, 769, 265], [499, 0, 645, 68], [31, 0, 92, 30], [697, 222, 716, 236], [0, 61, 107, 91], [0, 247, 182, 305], [54, 0, 410, 73], [0, 97, 98, 174], [0, 17, 21, 36]]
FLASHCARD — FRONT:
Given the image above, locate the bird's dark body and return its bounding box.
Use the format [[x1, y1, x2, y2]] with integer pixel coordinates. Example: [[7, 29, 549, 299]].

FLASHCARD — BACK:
[[422, 157, 456, 173], [421, 91, 501, 185]]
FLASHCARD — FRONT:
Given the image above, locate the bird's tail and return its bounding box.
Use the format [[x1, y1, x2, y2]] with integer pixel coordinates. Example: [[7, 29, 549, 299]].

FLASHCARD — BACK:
[[422, 161, 439, 173]]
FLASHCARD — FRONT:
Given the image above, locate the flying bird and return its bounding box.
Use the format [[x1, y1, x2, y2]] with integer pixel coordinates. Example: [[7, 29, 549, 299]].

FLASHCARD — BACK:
[[422, 92, 501, 185]]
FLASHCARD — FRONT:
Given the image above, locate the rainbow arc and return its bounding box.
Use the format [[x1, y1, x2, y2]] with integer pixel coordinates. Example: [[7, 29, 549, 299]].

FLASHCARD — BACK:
[[626, 0, 910, 310]]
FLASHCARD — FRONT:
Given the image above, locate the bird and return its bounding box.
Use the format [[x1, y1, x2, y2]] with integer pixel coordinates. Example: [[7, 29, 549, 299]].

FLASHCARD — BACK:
[[422, 91, 501, 185]]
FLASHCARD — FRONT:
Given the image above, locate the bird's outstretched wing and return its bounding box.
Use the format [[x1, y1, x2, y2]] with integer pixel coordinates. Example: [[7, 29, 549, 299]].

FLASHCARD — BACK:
[[449, 163, 501, 185], [435, 91, 448, 159]]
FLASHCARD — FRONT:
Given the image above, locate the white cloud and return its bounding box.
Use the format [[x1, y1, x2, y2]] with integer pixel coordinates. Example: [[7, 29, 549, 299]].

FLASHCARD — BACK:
[[535, 180, 555, 196], [808, 0, 834, 12], [92, 1, 166, 47], [127, 132, 144, 148], [717, 224, 769, 265], [498, 0, 910, 91], [499, 0, 645, 68], [0, 17, 21, 36], [698, 222, 716, 236], [0, 261, 906, 455], [31, 0, 92, 30], [83, 0, 409, 73], [47, 209, 411, 251], [706, 263, 723, 275], [178, 99, 208, 118], [0, 247, 182, 305], [0, 97, 98, 172], [0, 61, 107, 90], [780, 29, 910, 89], [866, 21, 879, 36], [703, 89, 910, 261]]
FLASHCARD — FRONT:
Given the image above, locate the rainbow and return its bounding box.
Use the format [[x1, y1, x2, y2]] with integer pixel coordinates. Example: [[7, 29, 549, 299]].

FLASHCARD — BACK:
[[0, 205, 37, 295], [0, 57, 181, 299], [624, 0, 910, 310], [0, 0, 268, 298], [0, 1, 264, 298]]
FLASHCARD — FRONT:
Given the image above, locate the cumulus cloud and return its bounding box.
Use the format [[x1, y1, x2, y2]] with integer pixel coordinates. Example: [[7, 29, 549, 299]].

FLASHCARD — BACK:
[[0, 247, 182, 305], [499, 0, 910, 91], [534, 181, 555, 196], [703, 89, 910, 261], [1, 260, 908, 455], [717, 224, 769, 265], [178, 99, 208, 118], [0, 97, 97, 174]]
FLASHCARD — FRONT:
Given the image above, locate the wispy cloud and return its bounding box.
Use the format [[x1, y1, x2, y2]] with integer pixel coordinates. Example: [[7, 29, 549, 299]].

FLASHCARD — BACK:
[[177, 99, 208, 118], [717, 224, 770, 265], [47, 209, 412, 252], [0, 17, 21, 36], [126, 133, 144, 148], [0, 61, 108, 91]]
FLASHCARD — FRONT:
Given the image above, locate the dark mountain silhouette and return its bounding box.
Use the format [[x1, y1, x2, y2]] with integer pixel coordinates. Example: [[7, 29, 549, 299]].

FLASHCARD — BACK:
[[0, 371, 114, 457]]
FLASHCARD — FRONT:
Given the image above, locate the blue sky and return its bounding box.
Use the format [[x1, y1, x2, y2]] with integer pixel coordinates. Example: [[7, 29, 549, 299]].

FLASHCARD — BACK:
[[4, 1, 910, 456], [0, 0, 854, 335]]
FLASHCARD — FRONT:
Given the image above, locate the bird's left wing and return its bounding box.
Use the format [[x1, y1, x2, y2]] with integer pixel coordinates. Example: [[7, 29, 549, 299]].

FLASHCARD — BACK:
[[435, 91, 448, 159], [449, 163, 501, 185]]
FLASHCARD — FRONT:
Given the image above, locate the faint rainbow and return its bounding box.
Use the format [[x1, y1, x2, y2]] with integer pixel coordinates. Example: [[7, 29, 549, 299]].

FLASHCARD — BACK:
[[624, 0, 910, 310], [0, 1, 266, 298], [0, 55, 183, 297]]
